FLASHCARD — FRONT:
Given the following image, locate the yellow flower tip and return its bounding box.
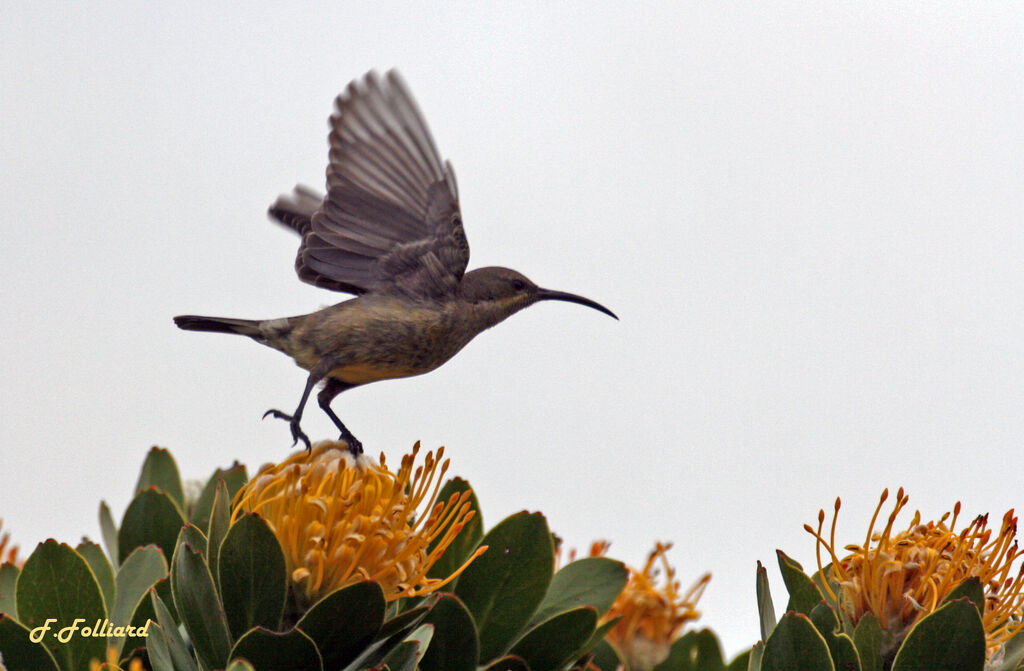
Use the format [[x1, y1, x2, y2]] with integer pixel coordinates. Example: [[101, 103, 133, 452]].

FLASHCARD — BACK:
[[232, 441, 480, 608], [604, 543, 711, 671], [808, 488, 1024, 658]]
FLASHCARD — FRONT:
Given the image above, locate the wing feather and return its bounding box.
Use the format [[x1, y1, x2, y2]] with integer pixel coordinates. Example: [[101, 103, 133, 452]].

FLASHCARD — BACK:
[[271, 70, 469, 297]]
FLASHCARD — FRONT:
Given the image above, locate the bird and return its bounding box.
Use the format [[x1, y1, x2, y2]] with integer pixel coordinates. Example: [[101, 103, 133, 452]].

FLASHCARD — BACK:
[[174, 69, 617, 454]]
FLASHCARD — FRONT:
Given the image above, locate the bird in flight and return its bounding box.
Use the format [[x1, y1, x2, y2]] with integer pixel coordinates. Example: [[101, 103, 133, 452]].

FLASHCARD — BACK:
[[175, 70, 616, 454]]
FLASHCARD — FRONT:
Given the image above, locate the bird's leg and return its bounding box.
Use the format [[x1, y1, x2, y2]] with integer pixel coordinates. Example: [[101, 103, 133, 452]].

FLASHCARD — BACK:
[[318, 377, 363, 455], [263, 357, 336, 452]]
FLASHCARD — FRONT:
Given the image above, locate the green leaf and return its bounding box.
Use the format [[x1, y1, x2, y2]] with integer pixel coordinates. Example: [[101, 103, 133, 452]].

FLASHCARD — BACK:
[[230, 627, 323, 671], [776, 551, 824, 616], [577, 616, 619, 665], [143, 621, 174, 671], [0, 614, 61, 671], [589, 638, 623, 671], [110, 545, 167, 654], [749, 641, 764, 671], [853, 613, 881, 671], [653, 629, 726, 671], [119, 488, 185, 563], [528, 557, 627, 629], [455, 511, 555, 662], [811, 565, 844, 618], [340, 605, 430, 671], [75, 540, 116, 616], [123, 591, 158, 660], [190, 462, 248, 530], [206, 478, 232, 593], [151, 589, 198, 671], [762, 611, 835, 671], [175, 523, 208, 561], [296, 581, 385, 671], [226, 660, 257, 671], [0, 562, 19, 616], [136, 446, 186, 511], [427, 477, 484, 582], [481, 655, 530, 671], [941, 577, 984, 614], [510, 606, 597, 671], [99, 500, 120, 570], [756, 560, 777, 641], [171, 542, 232, 670], [728, 649, 752, 671], [15, 540, 107, 671], [383, 625, 434, 671], [809, 602, 861, 671], [420, 593, 478, 671], [218, 514, 286, 639], [381, 639, 425, 671], [890, 599, 985, 671], [380, 604, 431, 637]]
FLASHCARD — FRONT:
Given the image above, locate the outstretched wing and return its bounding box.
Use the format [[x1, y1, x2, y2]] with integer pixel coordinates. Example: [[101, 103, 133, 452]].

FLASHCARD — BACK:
[[271, 70, 469, 298]]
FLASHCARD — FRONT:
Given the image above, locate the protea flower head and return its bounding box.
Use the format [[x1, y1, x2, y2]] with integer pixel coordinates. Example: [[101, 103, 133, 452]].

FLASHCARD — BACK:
[[232, 440, 483, 608], [807, 487, 1024, 658]]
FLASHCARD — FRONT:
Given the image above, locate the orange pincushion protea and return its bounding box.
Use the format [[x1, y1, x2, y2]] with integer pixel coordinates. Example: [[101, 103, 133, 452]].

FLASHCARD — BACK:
[[232, 440, 483, 606], [807, 488, 1024, 656]]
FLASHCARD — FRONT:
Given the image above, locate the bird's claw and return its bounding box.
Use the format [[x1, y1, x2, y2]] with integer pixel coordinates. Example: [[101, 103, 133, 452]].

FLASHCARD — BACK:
[[263, 408, 312, 453], [340, 433, 364, 456]]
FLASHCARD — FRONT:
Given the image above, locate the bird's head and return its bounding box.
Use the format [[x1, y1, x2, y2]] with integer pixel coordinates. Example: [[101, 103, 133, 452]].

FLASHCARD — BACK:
[[459, 267, 617, 326]]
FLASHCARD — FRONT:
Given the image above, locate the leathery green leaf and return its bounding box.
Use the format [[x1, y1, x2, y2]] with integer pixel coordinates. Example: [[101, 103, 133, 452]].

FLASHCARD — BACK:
[[853, 612, 881, 671], [420, 593, 478, 671], [75, 540, 115, 616], [776, 551, 824, 616], [99, 500, 120, 570], [190, 462, 248, 531], [728, 649, 752, 671], [218, 513, 286, 639], [171, 541, 231, 670], [890, 598, 984, 671], [118, 488, 184, 564], [230, 627, 323, 671], [756, 560, 777, 641], [0, 614, 61, 671], [762, 611, 835, 671], [151, 589, 198, 671], [653, 628, 726, 671], [135, 446, 186, 511], [110, 544, 167, 655], [590, 637, 623, 671], [454, 511, 554, 661], [528, 557, 627, 630], [0, 562, 20, 616], [809, 601, 860, 671], [481, 655, 530, 671], [296, 581, 385, 671], [15, 540, 106, 671], [206, 478, 232, 593], [510, 606, 597, 671]]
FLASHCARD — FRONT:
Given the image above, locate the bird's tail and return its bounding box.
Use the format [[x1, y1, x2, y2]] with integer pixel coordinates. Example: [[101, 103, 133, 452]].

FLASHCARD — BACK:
[[173, 315, 262, 337]]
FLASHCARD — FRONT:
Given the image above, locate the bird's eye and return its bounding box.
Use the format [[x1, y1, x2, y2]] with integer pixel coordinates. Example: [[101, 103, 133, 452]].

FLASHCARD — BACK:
[[512, 279, 527, 291]]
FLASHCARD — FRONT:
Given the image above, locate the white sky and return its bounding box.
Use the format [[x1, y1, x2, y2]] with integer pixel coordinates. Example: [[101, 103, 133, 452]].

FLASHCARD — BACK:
[[3, 2, 1024, 657]]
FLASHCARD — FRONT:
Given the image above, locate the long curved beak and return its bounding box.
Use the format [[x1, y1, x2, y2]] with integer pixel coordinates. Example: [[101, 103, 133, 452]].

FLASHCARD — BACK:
[[536, 288, 618, 320]]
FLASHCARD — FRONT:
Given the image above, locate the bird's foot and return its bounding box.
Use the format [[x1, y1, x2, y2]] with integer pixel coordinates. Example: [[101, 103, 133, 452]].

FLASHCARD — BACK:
[[340, 431, 363, 456], [263, 408, 312, 453]]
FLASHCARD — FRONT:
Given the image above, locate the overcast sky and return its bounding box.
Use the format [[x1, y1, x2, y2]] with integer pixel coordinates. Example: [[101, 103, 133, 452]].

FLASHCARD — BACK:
[[4, 2, 1024, 657]]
